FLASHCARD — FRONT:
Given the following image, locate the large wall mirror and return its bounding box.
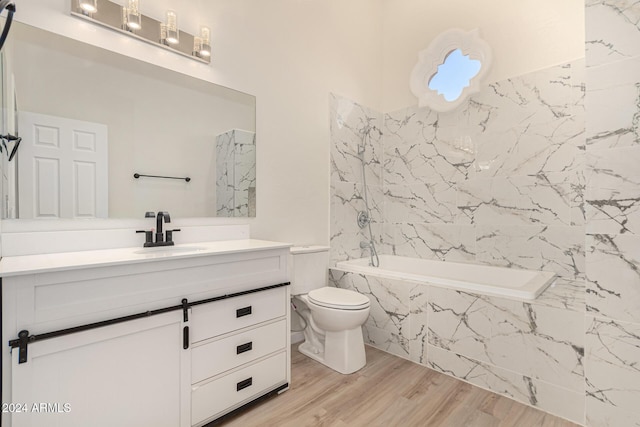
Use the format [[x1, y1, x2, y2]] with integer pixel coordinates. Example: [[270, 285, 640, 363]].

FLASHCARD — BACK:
[[0, 22, 256, 220]]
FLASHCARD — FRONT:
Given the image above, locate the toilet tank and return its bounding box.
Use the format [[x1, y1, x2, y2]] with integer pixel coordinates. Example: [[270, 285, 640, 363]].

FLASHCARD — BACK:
[[290, 246, 330, 295]]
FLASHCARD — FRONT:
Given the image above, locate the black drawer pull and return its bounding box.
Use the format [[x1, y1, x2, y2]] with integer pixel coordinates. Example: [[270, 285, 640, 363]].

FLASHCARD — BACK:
[[236, 342, 253, 354], [183, 326, 189, 349], [236, 306, 252, 318], [236, 377, 253, 391]]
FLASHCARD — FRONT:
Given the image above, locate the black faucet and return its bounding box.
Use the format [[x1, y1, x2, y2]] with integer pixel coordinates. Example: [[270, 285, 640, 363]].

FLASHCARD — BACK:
[[136, 211, 180, 247], [156, 211, 170, 243]]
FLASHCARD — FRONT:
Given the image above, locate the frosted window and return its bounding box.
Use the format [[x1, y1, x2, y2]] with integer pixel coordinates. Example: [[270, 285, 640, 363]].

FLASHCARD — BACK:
[[428, 49, 481, 102], [410, 29, 492, 112]]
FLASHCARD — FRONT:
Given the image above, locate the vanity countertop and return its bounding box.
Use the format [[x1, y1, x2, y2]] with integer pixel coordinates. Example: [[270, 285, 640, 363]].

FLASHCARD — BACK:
[[0, 239, 292, 277]]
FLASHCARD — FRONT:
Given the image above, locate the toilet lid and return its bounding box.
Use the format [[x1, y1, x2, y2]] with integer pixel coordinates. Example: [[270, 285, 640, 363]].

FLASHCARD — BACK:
[[307, 287, 370, 310]]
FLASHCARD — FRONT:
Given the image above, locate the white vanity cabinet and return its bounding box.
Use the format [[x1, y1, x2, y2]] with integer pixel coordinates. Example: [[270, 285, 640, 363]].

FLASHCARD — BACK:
[[190, 287, 288, 426], [11, 311, 189, 427], [0, 240, 291, 427]]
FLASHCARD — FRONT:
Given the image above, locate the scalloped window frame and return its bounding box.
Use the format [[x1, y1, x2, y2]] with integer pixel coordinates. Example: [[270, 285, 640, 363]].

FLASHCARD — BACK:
[[410, 29, 492, 113]]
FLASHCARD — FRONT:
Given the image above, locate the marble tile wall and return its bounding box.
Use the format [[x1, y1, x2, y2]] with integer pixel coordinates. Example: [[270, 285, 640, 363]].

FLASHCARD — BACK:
[[330, 269, 586, 423], [584, 0, 640, 425], [330, 93, 384, 265], [330, 63, 589, 423], [329, 3, 640, 423], [383, 60, 586, 280]]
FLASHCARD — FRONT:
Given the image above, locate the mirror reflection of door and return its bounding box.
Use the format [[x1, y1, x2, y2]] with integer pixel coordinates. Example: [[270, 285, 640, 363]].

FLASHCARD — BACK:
[[17, 112, 108, 218]]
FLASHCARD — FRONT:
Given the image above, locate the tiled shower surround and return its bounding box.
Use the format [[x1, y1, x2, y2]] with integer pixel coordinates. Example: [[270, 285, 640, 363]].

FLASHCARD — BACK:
[[331, 58, 586, 276], [329, 1, 640, 424], [329, 58, 587, 422]]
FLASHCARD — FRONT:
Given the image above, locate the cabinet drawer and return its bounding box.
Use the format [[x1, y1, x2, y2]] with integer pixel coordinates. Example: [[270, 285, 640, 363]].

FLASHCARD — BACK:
[[190, 287, 286, 342], [191, 351, 287, 426], [192, 319, 287, 383]]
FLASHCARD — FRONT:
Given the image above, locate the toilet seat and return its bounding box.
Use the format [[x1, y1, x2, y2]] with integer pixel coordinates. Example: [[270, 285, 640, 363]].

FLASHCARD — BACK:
[[307, 287, 370, 310]]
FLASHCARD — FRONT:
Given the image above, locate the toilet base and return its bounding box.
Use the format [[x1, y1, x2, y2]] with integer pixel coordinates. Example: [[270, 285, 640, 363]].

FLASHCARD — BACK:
[[298, 341, 325, 364], [298, 327, 366, 375]]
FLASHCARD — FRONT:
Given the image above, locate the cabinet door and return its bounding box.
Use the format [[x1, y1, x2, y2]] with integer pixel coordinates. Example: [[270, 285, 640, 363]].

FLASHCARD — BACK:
[[10, 311, 189, 427]]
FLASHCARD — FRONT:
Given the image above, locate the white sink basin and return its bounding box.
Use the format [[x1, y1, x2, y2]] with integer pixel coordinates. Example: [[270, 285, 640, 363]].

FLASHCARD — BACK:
[[133, 246, 207, 255]]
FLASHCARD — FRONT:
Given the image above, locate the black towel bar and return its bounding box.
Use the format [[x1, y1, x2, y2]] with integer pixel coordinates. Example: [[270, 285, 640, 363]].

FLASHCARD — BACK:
[[134, 173, 191, 182]]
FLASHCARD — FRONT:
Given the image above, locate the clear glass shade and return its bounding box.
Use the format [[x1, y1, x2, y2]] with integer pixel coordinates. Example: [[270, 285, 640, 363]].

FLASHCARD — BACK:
[[123, 0, 141, 30], [78, 0, 97, 13], [163, 10, 179, 45]]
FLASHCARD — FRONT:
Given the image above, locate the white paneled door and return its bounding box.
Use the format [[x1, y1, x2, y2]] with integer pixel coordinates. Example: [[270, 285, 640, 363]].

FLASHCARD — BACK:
[[18, 112, 108, 218]]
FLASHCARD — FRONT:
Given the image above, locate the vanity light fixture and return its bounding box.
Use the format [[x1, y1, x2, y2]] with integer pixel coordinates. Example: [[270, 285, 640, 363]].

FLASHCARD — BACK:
[[78, 0, 97, 14], [122, 0, 141, 31], [162, 10, 179, 45], [71, 0, 211, 64]]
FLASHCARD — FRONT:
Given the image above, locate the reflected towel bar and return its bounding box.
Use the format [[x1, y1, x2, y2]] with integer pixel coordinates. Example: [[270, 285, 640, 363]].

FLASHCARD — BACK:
[[134, 173, 191, 182]]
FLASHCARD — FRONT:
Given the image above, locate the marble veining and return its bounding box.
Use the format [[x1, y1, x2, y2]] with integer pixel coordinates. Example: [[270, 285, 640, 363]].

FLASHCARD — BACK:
[[330, 94, 383, 185], [587, 234, 640, 324], [586, 56, 640, 149], [476, 225, 585, 280], [467, 63, 575, 135], [472, 118, 585, 179], [586, 0, 640, 67], [586, 146, 640, 235], [330, 94, 384, 265], [384, 182, 458, 224], [586, 316, 640, 424], [383, 223, 476, 262], [458, 175, 577, 226], [427, 287, 585, 392], [409, 284, 429, 364], [383, 109, 474, 187]]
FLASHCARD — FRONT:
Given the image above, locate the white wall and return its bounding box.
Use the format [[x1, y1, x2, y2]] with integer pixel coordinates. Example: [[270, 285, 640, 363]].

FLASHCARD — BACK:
[[381, 0, 585, 112], [13, 0, 384, 246]]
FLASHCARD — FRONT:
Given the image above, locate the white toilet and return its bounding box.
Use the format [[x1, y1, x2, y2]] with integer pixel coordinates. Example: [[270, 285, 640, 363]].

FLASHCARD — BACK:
[[290, 246, 371, 374]]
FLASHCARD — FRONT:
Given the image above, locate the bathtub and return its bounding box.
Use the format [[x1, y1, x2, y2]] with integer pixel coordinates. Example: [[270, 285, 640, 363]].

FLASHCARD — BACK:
[[334, 255, 556, 300]]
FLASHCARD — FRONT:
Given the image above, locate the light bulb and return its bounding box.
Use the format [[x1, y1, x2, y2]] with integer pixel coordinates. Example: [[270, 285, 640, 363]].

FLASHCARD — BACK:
[[193, 36, 202, 56], [123, 0, 141, 30], [164, 10, 179, 45], [199, 26, 211, 57], [79, 0, 97, 13]]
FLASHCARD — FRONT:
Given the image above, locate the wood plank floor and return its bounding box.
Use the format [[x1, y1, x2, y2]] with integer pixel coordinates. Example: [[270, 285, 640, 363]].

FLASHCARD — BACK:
[[218, 345, 581, 427]]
